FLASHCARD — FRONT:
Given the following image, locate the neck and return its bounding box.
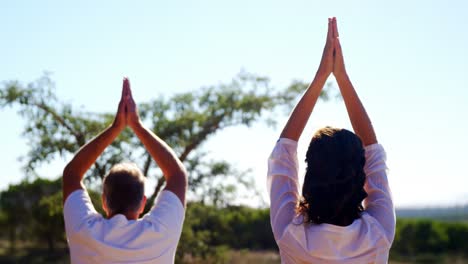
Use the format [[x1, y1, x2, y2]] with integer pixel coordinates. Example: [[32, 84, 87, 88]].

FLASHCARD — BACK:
[[327, 212, 359, 226], [108, 212, 139, 220]]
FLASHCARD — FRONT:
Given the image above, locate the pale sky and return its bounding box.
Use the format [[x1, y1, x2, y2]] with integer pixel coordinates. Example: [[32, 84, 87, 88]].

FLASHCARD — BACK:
[[1, 0, 467, 207]]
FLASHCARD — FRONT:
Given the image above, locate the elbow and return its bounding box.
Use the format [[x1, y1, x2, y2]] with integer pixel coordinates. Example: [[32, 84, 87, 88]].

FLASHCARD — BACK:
[[62, 163, 81, 183], [180, 169, 188, 191], [167, 168, 188, 190], [63, 163, 72, 179]]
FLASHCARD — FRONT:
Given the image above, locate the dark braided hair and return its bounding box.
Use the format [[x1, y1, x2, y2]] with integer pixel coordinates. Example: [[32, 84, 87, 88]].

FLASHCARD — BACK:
[[297, 127, 368, 226]]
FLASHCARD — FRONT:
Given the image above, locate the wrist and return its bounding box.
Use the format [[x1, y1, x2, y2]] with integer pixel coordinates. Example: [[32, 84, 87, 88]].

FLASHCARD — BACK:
[[334, 71, 350, 84], [314, 70, 330, 83], [111, 121, 125, 132], [129, 119, 143, 130]]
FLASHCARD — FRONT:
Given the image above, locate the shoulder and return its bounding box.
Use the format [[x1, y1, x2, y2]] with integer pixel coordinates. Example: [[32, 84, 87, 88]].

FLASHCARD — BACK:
[[144, 190, 185, 230], [359, 212, 393, 244], [64, 189, 98, 214], [63, 189, 101, 234]]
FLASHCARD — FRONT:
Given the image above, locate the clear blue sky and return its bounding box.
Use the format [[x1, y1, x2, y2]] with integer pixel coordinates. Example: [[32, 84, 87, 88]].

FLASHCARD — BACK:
[[1, 0, 467, 207]]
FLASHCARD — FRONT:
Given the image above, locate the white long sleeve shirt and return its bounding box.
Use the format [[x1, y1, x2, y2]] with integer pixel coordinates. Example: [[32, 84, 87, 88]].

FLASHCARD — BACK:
[[268, 138, 395, 264]]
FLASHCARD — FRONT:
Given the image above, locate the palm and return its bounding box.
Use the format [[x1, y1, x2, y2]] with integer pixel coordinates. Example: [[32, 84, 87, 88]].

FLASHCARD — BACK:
[[122, 78, 140, 128], [317, 18, 335, 77], [331, 18, 346, 78], [113, 82, 127, 130], [322, 48, 333, 74]]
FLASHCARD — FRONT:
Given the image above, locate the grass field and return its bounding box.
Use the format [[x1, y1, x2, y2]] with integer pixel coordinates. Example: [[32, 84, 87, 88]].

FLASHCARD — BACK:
[[0, 241, 467, 264]]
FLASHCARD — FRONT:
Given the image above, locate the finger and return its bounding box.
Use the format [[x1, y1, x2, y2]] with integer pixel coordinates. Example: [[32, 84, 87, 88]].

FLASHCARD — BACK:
[[123, 77, 131, 97], [126, 79, 133, 99], [333, 17, 339, 38], [325, 18, 334, 53], [121, 79, 127, 99], [126, 96, 136, 112], [117, 100, 125, 113], [335, 36, 342, 55]]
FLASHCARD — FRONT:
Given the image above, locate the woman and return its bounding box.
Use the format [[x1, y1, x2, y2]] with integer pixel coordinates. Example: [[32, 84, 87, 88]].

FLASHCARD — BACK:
[[267, 18, 395, 263]]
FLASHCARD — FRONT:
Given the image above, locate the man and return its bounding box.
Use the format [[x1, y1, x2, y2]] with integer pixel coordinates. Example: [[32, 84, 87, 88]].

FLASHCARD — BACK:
[[62, 78, 187, 263]]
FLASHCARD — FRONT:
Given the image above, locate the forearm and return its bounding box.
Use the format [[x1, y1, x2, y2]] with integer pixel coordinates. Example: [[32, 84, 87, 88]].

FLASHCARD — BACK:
[[131, 122, 187, 192], [335, 73, 377, 146], [62, 124, 121, 203], [280, 72, 328, 141], [63, 125, 121, 179]]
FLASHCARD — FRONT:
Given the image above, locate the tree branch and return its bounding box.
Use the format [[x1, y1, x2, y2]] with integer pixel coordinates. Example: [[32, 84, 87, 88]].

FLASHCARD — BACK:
[[142, 153, 152, 176], [179, 116, 223, 162], [33, 102, 85, 145]]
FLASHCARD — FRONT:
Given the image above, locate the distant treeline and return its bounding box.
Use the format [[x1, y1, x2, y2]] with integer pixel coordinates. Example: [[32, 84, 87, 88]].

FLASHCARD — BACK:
[[392, 218, 468, 257], [180, 206, 468, 262], [397, 206, 468, 221], [1, 178, 468, 263]]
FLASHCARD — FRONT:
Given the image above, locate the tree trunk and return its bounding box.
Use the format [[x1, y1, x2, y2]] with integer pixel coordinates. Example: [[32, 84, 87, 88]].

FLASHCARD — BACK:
[[47, 232, 55, 253], [8, 224, 16, 254], [143, 176, 166, 213]]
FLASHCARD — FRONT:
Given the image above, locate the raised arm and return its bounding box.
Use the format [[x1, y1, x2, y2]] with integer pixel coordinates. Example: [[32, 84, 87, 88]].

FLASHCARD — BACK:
[[332, 18, 377, 146], [62, 80, 127, 204], [125, 80, 188, 206], [333, 19, 394, 239], [280, 18, 335, 140]]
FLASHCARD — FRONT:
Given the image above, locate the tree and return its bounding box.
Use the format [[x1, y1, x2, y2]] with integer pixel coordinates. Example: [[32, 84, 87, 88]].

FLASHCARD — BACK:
[[0, 178, 104, 253], [0, 72, 330, 208], [175, 202, 276, 263], [0, 178, 62, 252]]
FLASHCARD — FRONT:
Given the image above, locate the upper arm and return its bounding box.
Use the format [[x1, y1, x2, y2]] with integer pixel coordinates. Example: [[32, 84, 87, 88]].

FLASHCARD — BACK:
[[267, 139, 300, 240], [363, 144, 396, 242], [164, 171, 187, 208], [62, 166, 85, 204]]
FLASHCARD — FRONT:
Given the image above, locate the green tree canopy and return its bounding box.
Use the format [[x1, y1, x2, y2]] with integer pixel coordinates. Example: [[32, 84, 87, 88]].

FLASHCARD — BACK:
[[0, 178, 62, 252], [0, 72, 330, 208]]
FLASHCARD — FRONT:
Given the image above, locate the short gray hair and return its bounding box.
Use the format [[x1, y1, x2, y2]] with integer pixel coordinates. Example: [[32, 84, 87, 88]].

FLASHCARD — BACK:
[[103, 163, 145, 215]]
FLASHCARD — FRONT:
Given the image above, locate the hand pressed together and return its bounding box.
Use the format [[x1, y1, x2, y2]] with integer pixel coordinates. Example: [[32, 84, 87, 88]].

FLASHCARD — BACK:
[[317, 17, 347, 79], [112, 78, 142, 131], [317, 18, 334, 77], [331, 17, 347, 79]]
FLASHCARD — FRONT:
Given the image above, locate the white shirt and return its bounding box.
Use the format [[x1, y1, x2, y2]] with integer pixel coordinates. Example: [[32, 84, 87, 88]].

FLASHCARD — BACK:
[[267, 138, 395, 264], [63, 189, 185, 264]]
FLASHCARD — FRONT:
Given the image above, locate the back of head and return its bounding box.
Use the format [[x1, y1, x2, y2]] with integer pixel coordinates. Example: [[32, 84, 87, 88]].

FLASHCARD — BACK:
[[298, 127, 367, 226], [103, 163, 145, 216]]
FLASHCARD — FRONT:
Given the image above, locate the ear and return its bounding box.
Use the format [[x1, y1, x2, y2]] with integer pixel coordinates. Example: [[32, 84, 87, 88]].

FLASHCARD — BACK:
[[102, 194, 110, 217], [138, 195, 147, 215]]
